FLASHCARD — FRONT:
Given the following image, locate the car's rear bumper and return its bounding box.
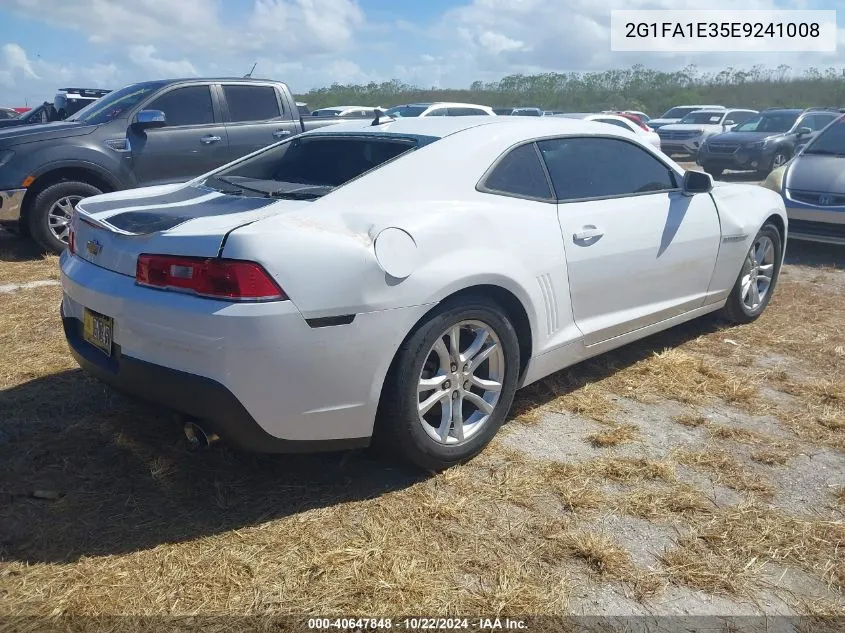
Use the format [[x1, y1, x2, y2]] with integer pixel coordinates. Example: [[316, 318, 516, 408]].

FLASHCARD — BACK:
[[62, 311, 368, 453], [0, 188, 26, 222], [59, 250, 431, 451]]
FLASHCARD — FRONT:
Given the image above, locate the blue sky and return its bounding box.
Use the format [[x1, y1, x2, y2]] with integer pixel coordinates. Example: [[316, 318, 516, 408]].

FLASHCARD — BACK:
[[0, 0, 843, 106]]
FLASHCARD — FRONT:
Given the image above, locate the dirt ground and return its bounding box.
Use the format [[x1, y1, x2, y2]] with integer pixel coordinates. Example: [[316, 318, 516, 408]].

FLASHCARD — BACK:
[[0, 179, 843, 628]]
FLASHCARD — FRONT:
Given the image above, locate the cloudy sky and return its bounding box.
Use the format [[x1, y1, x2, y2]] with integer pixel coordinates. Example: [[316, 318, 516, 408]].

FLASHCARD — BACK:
[[0, 0, 843, 106]]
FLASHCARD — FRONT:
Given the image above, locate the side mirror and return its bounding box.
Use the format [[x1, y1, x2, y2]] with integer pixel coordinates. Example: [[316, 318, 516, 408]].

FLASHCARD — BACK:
[[683, 169, 713, 194], [797, 126, 812, 136], [133, 110, 166, 129]]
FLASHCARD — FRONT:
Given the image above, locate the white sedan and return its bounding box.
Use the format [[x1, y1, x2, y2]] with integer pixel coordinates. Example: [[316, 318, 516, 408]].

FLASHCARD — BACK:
[[556, 112, 662, 151], [60, 117, 787, 470]]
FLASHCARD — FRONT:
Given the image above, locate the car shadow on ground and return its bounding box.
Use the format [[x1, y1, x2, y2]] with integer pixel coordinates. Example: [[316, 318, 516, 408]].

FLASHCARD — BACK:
[[784, 239, 845, 268], [0, 228, 43, 262], [1, 315, 728, 565]]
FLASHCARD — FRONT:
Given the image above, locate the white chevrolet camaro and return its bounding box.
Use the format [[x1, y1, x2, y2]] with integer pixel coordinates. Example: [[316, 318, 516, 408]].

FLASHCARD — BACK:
[[60, 116, 787, 470]]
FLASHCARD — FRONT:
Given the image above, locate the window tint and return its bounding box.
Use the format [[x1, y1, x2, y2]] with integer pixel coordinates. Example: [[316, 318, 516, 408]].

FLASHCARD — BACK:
[[805, 114, 837, 131], [147, 86, 214, 126], [537, 137, 677, 201], [448, 107, 487, 116], [594, 117, 633, 130], [210, 137, 416, 189], [223, 85, 281, 122], [482, 143, 552, 200], [426, 108, 447, 116]]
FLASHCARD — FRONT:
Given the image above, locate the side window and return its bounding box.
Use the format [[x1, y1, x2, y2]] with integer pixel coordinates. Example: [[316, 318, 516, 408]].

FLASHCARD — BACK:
[[223, 85, 282, 123], [426, 108, 447, 117], [481, 143, 553, 200], [448, 107, 482, 116], [807, 114, 836, 131], [594, 118, 633, 131], [537, 137, 677, 201], [146, 86, 214, 127]]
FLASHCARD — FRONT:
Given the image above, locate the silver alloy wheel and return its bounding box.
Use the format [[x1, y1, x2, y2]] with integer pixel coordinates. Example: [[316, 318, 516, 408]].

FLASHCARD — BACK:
[[741, 234, 776, 311], [417, 320, 505, 445], [772, 153, 787, 168], [48, 195, 82, 244]]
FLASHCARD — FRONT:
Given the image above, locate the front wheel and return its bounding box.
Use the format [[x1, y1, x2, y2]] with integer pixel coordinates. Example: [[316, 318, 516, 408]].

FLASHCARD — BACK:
[[721, 223, 783, 324], [28, 180, 102, 254], [703, 164, 723, 178], [760, 150, 789, 177], [374, 297, 521, 471]]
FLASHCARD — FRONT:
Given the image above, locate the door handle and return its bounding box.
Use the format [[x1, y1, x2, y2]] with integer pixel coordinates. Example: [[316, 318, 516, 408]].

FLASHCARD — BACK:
[[200, 135, 222, 144], [273, 129, 292, 139], [573, 226, 604, 241]]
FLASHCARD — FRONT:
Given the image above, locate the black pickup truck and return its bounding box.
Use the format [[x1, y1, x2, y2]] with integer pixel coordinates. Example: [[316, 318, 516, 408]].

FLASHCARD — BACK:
[[0, 78, 343, 252]]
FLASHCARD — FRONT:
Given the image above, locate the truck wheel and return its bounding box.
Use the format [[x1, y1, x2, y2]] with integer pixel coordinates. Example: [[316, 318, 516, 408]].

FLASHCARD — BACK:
[[28, 181, 102, 254], [702, 165, 723, 178]]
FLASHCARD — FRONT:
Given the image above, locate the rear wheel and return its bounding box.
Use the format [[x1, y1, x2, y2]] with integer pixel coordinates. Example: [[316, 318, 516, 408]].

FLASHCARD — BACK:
[[375, 297, 521, 471], [28, 180, 102, 254], [721, 223, 782, 324]]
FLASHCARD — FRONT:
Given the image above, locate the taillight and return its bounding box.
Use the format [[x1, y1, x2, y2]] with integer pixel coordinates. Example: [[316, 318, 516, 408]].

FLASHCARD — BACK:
[[136, 254, 287, 302]]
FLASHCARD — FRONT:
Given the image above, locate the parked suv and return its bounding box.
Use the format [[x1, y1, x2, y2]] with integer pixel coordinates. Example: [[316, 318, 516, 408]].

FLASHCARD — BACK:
[[697, 108, 841, 177], [647, 105, 725, 130], [657, 108, 757, 157], [762, 114, 845, 245], [0, 78, 344, 253]]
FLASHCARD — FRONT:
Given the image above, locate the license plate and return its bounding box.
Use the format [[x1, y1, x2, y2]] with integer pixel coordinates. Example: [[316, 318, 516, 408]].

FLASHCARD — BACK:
[[83, 308, 114, 356]]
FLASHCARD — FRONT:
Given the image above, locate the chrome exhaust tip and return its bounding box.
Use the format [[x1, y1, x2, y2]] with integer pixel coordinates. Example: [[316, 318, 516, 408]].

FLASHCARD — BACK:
[[183, 419, 220, 449]]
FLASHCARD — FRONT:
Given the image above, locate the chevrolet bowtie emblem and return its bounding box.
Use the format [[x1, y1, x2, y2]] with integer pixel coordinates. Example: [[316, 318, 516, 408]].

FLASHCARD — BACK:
[[86, 239, 103, 256]]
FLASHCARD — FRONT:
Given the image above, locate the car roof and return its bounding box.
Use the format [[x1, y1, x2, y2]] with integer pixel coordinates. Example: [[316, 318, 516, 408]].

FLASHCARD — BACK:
[[301, 115, 638, 143]]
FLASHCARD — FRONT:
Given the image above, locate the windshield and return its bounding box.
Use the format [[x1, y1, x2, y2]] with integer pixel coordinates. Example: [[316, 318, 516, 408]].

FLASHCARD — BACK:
[[513, 109, 541, 116], [679, 111, 725, 124], [661, 107, 699, 119], [201, 135, 420, 198], [0, 109, 18, 120], [801, 116, 845, 155], [734, 112, 798, 133], [68, 81, 167, 125], [385, 105, 428, 118]]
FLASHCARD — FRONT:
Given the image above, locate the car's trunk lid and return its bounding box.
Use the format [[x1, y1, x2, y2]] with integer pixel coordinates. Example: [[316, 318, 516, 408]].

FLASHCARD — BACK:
[[72, 184, 309, 276]]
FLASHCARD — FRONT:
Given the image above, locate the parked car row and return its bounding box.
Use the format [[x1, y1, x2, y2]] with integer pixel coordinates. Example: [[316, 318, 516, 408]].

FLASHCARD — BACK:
[[58, 114, 787, 469]]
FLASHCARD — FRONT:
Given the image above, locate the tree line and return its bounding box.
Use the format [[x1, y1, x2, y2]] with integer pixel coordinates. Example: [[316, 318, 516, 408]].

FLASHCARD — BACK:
[[295, 65, 845, 116]]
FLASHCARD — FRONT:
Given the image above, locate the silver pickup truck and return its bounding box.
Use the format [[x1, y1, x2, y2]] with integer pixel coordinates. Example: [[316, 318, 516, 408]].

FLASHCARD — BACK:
[[0, 78, 346, 253]]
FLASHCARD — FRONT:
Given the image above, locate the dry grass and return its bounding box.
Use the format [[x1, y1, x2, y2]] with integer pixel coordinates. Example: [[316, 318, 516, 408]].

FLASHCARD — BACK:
[[586, 424, 640, 448], [0, 231, 59, 284], [673, 412, 708, 427], [2, 247, 845, 617], [669, 504, 845, 594], [617, 485, 714, 521], [674, 449, 775, 497]]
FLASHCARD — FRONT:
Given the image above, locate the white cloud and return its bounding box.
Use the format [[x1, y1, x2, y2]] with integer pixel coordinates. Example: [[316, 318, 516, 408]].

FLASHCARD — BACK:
[[1, 43, 41, 80], [249, 0, 365, 55], [127, 45, 199, 77]]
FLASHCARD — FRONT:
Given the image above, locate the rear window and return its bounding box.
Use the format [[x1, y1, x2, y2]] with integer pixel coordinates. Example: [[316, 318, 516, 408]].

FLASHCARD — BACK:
[[223, 85, 282, 122], [203, 135, 420, 199]]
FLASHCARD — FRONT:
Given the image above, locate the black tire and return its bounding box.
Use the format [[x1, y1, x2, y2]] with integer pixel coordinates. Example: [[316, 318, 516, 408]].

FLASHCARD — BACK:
[[28, 180, 102, 254], [374, 296, 521, 471], [759, 150, 789, 177], [703, 164, 723, 178], [721, 223, 783, 324]]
